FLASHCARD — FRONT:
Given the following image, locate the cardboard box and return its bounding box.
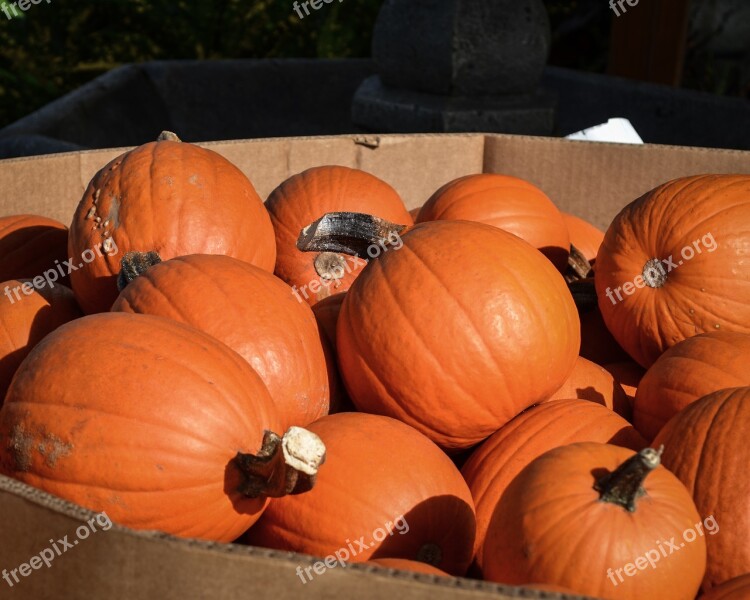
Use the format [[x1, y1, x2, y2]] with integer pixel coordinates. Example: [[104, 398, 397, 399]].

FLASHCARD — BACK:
[[1, 132, 749, 599]]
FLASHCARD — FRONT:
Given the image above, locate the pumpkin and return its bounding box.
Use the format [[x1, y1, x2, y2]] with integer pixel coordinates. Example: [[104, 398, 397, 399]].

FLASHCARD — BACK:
[[461, 398, 646, 573], [416, 174, 570, 271], [408, 206, 422, 222], [0, 215, 70, 285], [0, 280, 81, 402], [633, 331, 750, 441], [604, 360, 645, 410], [265, 166, 412, 306], [562, 212, 605, 265], [595, 174, 750, 368], [68, 131, 276, 314], [544, 355, 631, 418], [324, 217, 579, 451], [311, 292, 353, 413], [700, 574, 750, 600], [111, 254, 329, 430], [0, 312, 325, 542], [483, 443, 706, 600], [245, 412, 476, 576], [366, 558, 450, 577], [579, 306, 631, 365], [653, 387, 750, 589]]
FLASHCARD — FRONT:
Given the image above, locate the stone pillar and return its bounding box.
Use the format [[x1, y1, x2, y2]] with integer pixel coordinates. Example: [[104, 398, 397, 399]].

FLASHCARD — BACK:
[[352, 0, 557, 135]]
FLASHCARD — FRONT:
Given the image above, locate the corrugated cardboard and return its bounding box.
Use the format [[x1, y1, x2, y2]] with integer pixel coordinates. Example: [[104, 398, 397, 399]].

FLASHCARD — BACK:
[[1, 132, 749, 599]]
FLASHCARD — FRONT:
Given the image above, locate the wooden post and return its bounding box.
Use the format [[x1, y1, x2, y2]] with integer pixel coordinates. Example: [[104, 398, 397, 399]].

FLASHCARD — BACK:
[[608, 0, 692, 86]]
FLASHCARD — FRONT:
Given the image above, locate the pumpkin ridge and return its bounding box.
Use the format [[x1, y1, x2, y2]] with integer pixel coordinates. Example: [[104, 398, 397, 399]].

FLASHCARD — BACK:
[[3, 399, 238, 455], [399, 241, 514, 409], [2, 230, 65, 269], [382, 245, 506, 429], [350, 259, 490, 434]]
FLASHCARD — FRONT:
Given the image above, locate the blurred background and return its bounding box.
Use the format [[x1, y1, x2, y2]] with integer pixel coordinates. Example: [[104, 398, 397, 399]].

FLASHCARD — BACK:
[[0, 0, 747, 152]]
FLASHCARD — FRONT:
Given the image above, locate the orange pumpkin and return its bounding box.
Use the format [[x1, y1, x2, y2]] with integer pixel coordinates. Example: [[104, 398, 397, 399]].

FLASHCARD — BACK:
[[0, 215, 70, 285], [266, 166, 412, 306], [484, 443, 706, 600], [595, 174, 750, 368], [544, 355, 631, 418], [68, 132, 276, 314], [0, 313, 325, 542], [335, 219, 580, 451], [111, 254, 328, 429], [700, 574, 750, 600], [366, 558, 450, 577], [408, 206, 422, 222], [653, 387, 750, 589], [245, 412, 476, 576], [311, 292, 352, 413], [461, 398, 645, 573], [0, 280, 81, 402], [416, 174, 570, 271], [634, 331, 750, 441], [562, 212, 605, 265]]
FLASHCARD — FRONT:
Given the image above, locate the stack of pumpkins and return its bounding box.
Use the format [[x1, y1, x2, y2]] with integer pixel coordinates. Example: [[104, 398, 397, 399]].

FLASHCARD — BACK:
[[0, 132, 748, 600]]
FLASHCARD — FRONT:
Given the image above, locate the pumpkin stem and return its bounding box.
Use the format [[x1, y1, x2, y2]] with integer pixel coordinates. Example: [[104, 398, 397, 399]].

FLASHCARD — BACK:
[[297, 212, 407, 258], [314, 252, 349, 285], [235, 427, 326, 498], [157, 131, 181, 142], [564, 244, 593, 283], [594, 446, 663, 512], [117, 251, 162, 291], [642, 258, 668, 288], [568, 277, 598, 314]]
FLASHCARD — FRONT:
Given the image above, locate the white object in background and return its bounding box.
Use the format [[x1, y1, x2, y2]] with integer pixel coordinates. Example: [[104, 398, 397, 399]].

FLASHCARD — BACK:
[[565, 118, 644, 144]]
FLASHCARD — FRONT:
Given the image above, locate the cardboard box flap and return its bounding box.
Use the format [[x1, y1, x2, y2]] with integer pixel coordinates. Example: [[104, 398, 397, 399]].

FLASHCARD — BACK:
[[0, 475, 598, 600], [1, 132, 749, 229], [0, 133, 486, 225]]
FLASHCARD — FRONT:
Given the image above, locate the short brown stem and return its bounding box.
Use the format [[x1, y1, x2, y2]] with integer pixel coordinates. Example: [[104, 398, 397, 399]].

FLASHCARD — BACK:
[[235, 427, 326, 498], [117, 251, 162, 291], [157, 131, 181, 142], [564, 244, 593, 283], [594, 446, 663, 512], [642, 258, 667, 288], [297, 212, 407, 258]]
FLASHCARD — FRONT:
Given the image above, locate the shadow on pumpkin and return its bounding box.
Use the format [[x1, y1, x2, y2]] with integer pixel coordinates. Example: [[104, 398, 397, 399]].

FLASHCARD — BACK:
[[0, 226, 70, 285], [574, 383, 631, 420], [539, 245, 571, 273], [237, 494, 477, 578], [0, 301, 82, 407]]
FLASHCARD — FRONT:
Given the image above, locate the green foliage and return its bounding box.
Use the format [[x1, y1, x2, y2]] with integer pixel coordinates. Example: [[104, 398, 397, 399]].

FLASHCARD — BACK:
[[0, 0, 383, 127]]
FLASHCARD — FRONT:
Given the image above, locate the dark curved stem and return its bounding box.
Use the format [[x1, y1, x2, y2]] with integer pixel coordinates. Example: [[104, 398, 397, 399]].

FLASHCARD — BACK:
[[594, 446, 663, 512], [117, 251, 162, 291], [565, 244, 593, 283], [235, 427, 326, 498], [297, 212, 407, 258]]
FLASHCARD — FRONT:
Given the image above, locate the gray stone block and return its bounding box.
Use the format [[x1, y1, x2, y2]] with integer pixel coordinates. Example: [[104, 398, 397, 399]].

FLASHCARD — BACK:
[[372, 0, 550, 96], [352, 75, 556, 134]]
